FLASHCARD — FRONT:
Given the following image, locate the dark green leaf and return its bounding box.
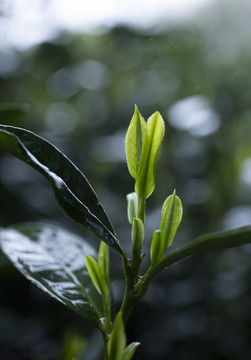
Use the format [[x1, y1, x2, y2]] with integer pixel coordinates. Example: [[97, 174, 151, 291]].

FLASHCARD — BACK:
[[0, 103, 30, 125], [0, 125, 125, 255], [0, 223, 105, 329]]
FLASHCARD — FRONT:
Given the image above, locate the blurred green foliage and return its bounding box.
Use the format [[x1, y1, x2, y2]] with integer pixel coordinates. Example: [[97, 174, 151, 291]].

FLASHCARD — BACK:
[[1, 22, 251, 360]]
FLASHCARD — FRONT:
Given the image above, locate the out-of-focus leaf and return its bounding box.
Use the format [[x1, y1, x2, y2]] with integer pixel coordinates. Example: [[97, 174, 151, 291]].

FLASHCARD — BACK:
[[125, 105, 146, 180], [62, 330, 87, 360], [0, 223, 105, 329], [0, 125, 125, 255], [78, 330, 104, 360], [0, 103, 30, 125], [123, 342, 140, 360], [108, 312, 126, 360], [160, 190, 183, 248], [135, 112, 165, 200]]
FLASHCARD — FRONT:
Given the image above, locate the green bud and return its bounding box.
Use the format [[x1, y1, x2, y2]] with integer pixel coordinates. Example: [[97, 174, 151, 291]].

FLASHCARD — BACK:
[[98, 241, 110, 285], [150, 230, 166, 267], [126, 192, 138, 224], [135, 111, 165, 201], [160, 189, 183, 248], [125, 105, 146, 180], [85, 255, 106, 296]]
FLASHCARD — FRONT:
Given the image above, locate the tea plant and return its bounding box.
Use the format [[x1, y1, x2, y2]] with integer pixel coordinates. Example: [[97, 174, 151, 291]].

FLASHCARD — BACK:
[[1, 106, 251, 359]]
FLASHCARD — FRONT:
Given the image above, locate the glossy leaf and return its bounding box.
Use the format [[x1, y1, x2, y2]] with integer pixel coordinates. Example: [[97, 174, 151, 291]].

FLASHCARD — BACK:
[[160, 190, 183, 248], [135, 112, 165, 200], [0, 125, 125, 255], [125, 105, 146, 180], [126, 192, 138, 224], [108, 312, 126, 360], [85, 255, 106, 297], [123, 342, 140, 360], [0, 223, 105, 329], [150, 230, 166, 267]]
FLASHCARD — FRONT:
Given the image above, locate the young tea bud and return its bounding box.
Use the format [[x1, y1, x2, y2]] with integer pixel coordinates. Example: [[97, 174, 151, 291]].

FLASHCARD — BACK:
[[160, 190, 183, 248], [126, 192, 138, 224]]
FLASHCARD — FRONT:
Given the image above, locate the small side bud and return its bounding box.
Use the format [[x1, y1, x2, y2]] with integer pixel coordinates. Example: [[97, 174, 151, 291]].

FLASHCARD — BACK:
[[160, 189, 183, 248], [126, 192, 138, 224], [98, 241, 110, 285], [85, 255, 106, 296]]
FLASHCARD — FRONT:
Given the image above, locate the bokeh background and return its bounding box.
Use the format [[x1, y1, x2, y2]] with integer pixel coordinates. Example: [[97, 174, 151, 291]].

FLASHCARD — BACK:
[[1, 0, 251, 359]]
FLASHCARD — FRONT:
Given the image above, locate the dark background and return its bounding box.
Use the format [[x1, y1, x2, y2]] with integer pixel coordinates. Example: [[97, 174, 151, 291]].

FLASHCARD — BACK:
[[1, 2, 251, 359]]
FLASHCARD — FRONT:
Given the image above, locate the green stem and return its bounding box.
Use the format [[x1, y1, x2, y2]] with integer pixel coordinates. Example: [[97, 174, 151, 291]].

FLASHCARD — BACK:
[[120, 256, 137, 324], [130, 218, 144, 283], [138, 197, 145, 223], [103, 333, 109, 360], [103, 293, 112, 334]]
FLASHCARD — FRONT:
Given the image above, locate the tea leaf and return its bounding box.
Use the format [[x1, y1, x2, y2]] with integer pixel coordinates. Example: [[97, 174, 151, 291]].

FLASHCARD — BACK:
[[86, 255, 106, 296], [123, 342, 140, 360], [108, 312, 126, 360], [138, 225, 251, 296], [150, 230, 166, 267], [160, 190, 183, 248], [125, 105, 146, 180], [135, 112, 165, 200], [0, 125, 125, 255], [0, 223, 105, 329]]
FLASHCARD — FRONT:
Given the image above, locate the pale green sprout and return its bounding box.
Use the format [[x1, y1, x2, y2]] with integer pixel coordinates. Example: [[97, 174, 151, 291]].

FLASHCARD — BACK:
[[126, 192, 138, 224], [87, 106, 182, 358], [160, 189, 183, 248], [135, 111, 165, 202], [125, 105, 146, 180], [86, 240, 112, 335], [125, 106, 165, 222], [150, 190, 183, 267]]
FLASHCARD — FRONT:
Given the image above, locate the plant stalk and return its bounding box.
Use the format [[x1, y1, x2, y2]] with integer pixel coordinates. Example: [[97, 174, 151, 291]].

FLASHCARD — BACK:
[[138, 197, 145, 223], [120, 256, 137, 324]]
